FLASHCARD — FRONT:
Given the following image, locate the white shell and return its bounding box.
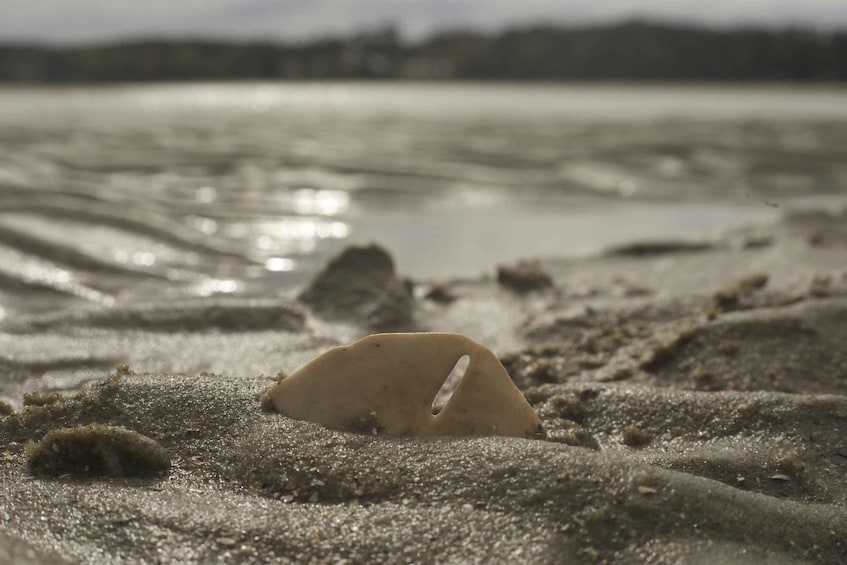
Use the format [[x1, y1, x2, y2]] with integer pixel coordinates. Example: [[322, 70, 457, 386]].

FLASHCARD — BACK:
[[266, 333, 542, 438]]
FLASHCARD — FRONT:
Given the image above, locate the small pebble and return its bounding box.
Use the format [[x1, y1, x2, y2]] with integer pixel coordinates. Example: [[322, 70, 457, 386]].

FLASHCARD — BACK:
[[622, 425, 651, 447], [216, 537, 237, 546]]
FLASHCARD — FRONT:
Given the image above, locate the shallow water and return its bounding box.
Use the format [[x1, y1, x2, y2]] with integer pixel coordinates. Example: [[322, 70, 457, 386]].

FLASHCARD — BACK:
[[1, 82, 846, 314]]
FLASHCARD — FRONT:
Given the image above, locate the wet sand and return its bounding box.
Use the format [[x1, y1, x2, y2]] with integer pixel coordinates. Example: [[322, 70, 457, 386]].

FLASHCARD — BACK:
[[1, 204, 846, 563]]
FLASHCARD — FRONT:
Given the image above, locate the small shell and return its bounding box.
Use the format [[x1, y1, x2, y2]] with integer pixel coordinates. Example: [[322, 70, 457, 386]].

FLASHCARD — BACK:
[[265, 332, 542, 438]]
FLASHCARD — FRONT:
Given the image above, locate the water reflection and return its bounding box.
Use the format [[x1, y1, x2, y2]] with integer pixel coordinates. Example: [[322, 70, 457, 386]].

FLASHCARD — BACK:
[[257, 235, 274, 250], [562, 161, 640, 197], [195, 186, 218, 203], [18, 257, 114, 305], [264, 257, 296, 272], [193, 277, 241, 297], [257, 218, 349, 262], [258, 218, 349, 242], [132, 251, 156, 266], [191, 216, 218, 235], [203, 191, 351, 274], [205, 203, 351, 275], [113, 250, 157, 267], [291, 188, 350, 216]]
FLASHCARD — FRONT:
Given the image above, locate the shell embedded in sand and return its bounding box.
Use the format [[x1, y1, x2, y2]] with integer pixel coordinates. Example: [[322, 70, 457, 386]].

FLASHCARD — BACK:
[[265, 333, 543, 438]]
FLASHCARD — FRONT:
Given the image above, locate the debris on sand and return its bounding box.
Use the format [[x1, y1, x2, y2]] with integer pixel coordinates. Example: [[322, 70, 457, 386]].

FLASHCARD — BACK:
[[424, 284, 458, 304], [264, 332, 543, 438], [497, 262, 553, 293], [606, 240, 714, 257], [808, 274, 832, 297], [622, 425, 651, 447], [298, 244, 414, 329], [712, 273, 769, 311], [26, 424, 170, 478]]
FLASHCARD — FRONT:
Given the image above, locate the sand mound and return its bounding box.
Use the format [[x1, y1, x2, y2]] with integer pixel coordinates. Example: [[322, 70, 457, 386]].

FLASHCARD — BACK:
[[784, 207, 847, 247], [299, 244, 414, 329], [4, 299, 305, 333], [1, 370, 844, 563], [643, 299, 847, 394]]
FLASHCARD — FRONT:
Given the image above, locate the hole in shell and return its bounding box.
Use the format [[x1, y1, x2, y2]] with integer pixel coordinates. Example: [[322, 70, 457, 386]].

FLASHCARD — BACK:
[[432, 355, 470, 415]]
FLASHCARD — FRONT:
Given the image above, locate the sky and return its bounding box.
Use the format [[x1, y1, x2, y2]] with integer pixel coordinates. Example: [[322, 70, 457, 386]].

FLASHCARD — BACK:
[[3, 0, 846, 44]]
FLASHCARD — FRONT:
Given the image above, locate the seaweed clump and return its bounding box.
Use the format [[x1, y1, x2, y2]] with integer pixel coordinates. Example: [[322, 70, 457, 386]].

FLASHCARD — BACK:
[[26, 424, 170, 478]]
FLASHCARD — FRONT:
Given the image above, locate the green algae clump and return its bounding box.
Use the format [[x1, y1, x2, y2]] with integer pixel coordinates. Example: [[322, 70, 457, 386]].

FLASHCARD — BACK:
[[26, 424, 170, 478]]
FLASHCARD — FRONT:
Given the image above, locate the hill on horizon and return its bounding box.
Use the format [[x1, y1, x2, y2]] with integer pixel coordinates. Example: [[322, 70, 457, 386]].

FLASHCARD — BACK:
[[1, 20, 845, 82]]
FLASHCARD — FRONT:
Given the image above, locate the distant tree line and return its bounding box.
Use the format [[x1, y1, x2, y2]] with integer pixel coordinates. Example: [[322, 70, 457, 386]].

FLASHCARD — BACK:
[[1, 21, 845, 82]]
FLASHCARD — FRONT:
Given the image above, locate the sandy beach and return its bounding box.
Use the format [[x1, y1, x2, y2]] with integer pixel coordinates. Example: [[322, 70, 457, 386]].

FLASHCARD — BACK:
[[2, 200, 846, 563], [1, 83, 846, 563]]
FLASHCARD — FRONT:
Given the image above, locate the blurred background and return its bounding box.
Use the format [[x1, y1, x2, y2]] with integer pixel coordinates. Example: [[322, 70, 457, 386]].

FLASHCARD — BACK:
[[1, 1, 846, 318]]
